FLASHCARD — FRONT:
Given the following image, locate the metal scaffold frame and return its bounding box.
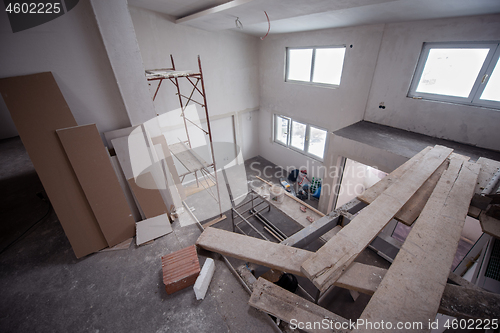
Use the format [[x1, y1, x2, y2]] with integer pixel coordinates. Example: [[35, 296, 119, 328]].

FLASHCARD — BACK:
[[145, 55, 223, 218]]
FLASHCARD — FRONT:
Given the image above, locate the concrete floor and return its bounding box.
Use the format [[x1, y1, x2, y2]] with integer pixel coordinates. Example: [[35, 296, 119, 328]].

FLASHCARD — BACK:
[[0, 137, 276, 333]]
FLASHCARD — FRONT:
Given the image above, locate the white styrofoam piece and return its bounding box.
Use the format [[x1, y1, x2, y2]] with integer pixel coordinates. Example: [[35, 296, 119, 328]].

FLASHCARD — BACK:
[[193, 258, 215, 300], [135, 213, 172, 245]]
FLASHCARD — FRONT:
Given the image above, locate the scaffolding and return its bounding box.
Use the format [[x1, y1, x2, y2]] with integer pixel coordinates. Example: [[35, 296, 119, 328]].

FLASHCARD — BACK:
[[145, 55, 223, 218]]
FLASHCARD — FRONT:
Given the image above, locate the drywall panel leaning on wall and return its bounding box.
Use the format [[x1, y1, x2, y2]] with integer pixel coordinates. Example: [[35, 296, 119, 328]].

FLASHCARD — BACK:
[[0, 72, 107, 258]]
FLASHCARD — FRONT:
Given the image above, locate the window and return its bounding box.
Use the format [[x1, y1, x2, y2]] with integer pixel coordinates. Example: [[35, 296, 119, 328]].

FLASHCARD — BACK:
[[273, 115, 328, 160], [408, 41, 500, 109], [286, 46, 346, 86]]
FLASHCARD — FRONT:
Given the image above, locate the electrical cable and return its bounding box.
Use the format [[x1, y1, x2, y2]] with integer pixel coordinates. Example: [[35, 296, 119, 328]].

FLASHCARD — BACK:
[[235, 17, 243, 29], [260, 11, 270, 40], [0, 200, 52, 256]]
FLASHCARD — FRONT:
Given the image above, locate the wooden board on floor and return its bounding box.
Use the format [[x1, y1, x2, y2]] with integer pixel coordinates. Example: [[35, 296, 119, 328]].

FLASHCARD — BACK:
[[301, 145, 453, 292], [127, 173, 168, 219], [249, 277, 349, 333], [57, 124, 136, 247], [184, 178, 216, 197], [0, 72, 107, 258], [353, 158, 480, 332]]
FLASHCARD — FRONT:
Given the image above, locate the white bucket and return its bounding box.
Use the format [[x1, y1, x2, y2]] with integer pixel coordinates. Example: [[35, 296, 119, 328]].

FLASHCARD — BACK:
[[270, 185, 285, 203]]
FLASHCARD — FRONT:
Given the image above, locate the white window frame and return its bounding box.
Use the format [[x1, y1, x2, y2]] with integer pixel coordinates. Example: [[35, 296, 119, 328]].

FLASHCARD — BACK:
[[285, 45, 346, 87], [408, 41, 500, 110], [273, 114, 328, 161]]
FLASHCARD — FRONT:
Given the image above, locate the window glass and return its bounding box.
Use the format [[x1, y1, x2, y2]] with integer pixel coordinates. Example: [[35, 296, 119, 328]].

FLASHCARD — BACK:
[[308, 126, 327, 159], [287, 49, 313, 82], [275, 116, 289, 145], [290, 121, 306, 151], [312, 48, 346, 85], [481, 57, 500, 102], [416, 48, 489, 98]]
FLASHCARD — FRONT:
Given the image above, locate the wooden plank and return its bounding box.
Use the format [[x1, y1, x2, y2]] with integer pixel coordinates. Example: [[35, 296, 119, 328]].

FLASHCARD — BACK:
[[202, 214, 227, 228], [256, 176, 325, 217], [353, 158, 480, 332], [479, 211, 500, 238], [357, 146, 432, 203], [281, 198, 364, 248], [195, 227, 384, 295], [197, 227, 497, 320], [57, 124, 136, 247], [439, 283, 500, 320], [127, 173, 168, 219], [301, 145, 453, 292], [249, 278, 349, 333], [0, 72, 107, 258]]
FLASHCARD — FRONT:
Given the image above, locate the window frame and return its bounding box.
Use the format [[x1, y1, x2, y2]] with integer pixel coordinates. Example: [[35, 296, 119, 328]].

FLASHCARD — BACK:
[[408, 41, 500, 109], [273, 114, 328, 161], [285, 45, 346, 87]]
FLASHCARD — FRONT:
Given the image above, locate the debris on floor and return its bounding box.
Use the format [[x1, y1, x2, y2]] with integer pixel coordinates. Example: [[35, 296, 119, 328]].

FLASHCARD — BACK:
[[194, 258, 215, 300]]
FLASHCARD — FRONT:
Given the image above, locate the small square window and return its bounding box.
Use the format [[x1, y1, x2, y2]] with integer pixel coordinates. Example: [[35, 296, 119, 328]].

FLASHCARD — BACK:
[[286, 46, 346, 87]]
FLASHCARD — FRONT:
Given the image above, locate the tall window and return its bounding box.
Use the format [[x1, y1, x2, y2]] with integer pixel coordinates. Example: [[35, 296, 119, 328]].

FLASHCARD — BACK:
[[274, 115, 328, 160], [286, 46, 346, 86], [408, 41, 500, 109]]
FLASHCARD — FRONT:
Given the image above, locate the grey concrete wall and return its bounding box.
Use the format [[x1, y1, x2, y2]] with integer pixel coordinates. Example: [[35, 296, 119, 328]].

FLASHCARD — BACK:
[[364, 14, 500, 151], [258, 24, 385, 181], [0, 0, 130, 140]]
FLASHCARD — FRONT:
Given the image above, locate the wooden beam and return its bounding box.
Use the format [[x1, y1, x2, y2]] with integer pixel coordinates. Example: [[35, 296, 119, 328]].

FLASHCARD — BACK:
[[353, 158, 480, 332], [256, 176, 325, 217], [195, 227, 384, 294], [197, 227, 498, 320], [301, 146, 453, 292], [281, 198, 365, 248], [249, 278, 349, 333], [479, 211, 500, 238], [439, 283, 500, 320]]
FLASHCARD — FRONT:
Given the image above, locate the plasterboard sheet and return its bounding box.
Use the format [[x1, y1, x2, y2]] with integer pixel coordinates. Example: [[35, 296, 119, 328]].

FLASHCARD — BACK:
[[110, 155, 144, 221], [136, 213, 172, 245], [0, 72, 107, 258], [104, 126, 138, 149], [57, 124, 136, 247], [127, 173, 168, 219]]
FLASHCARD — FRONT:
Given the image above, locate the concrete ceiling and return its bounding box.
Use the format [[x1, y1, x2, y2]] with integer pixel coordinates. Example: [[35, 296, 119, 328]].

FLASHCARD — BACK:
[[128, 0, 500, 36]]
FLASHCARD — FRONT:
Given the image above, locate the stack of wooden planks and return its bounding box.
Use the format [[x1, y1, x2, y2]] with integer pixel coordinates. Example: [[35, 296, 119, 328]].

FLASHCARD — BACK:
[[196, 145, 500, 332]]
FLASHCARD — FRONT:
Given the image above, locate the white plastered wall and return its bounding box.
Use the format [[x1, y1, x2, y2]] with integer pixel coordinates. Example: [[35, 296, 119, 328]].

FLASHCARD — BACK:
[[0, 0, 130, 140], [128, 6, 260, 162], [364, 14, 500, 152], [258, 24, 385, 186]]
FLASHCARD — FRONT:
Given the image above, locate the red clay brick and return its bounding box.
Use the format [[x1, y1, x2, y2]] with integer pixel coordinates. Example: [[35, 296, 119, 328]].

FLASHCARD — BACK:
[[161, 245, 200, 295]]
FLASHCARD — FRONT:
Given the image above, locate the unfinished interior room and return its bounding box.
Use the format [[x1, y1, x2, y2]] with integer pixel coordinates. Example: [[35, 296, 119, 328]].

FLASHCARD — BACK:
[[2, 0, 500, 332]]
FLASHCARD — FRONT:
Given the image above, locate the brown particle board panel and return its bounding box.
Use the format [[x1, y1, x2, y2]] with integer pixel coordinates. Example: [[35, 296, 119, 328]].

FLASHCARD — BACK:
[[0, 72, 107, 258], [57, 124, 136, 247], [127, 172, 168, 219]]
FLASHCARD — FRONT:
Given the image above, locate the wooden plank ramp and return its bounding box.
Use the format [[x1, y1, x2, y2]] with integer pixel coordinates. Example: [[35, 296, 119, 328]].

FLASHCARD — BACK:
[[249, 277, 350, 333], [352, 158, 480, 332], [301, 145, 453, 292]]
